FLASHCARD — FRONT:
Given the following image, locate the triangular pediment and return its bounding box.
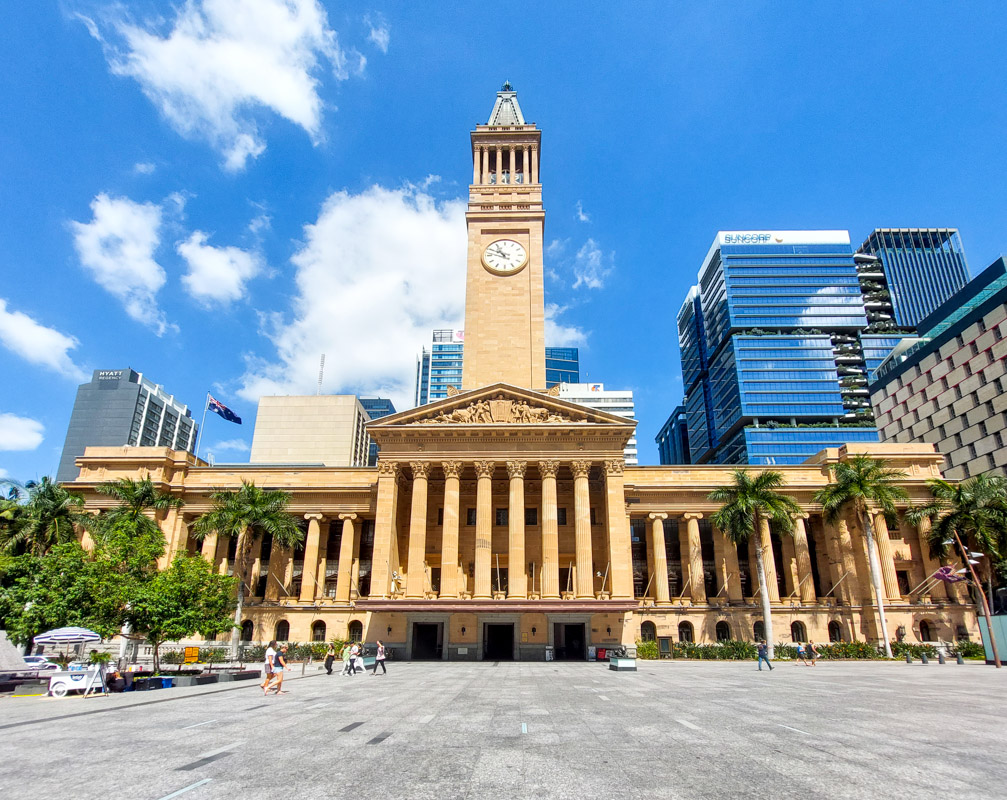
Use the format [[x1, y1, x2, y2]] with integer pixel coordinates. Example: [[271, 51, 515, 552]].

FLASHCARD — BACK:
[[367, 383, 635, 429]]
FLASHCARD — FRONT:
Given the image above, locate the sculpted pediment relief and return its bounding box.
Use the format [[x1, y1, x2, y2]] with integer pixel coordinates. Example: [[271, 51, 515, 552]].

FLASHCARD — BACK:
[[418, 395, 585, 425]]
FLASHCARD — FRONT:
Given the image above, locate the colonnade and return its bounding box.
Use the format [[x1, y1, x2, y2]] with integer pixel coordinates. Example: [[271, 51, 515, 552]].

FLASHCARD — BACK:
[[472, 143, 538, 185], [370, 458, 633, 601]]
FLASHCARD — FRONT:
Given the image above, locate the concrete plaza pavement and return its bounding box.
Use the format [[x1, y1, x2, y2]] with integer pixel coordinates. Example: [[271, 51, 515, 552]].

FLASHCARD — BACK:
[[0, 659, 1004, 799]]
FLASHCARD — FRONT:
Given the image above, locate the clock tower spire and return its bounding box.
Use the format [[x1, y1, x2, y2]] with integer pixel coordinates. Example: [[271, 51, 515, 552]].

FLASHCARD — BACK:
[[461, 84, 546, 391]]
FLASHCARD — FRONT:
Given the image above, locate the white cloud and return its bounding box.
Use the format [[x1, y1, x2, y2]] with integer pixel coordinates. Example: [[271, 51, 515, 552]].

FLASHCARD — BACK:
[[365, 14, 390, 53], [238, 184, 466, 411], [575, 201, 590, 223], [133, 161, 156, 175], [572, 238, 614, 290], [545, 303, 587, 347], [0, 468, 9, 480], [83, 0, 364, 170], [178, 231, 263, 306], [71, 193, 173, 335], [211, 438, 250, 452], [0, 300, 88, 381], [0, 413, 45, 451]]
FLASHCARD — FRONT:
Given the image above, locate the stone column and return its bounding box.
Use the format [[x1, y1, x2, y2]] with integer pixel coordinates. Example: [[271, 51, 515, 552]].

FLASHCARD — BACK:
[[683, 512, 707, 604], [572, 460, 594, 598], [648, 513, 671, 605], [265, 539, 288, 601], [539, 460, 560, 599], [200, 531, 218, 563], [473, 146, 480, 183], [406, 461, 431, 598], [715, 525, 744, 602], [299, 513, 324, 602], [793, 514, 817, 603], [370, 460, 401, 599], [248, 538, 264, 597], [481, 146, 489, 184], [531, 146, 539, 183], [495, 146, 502, 185], [915, 518, 947, 601], [834, 518, 861, 604], [440, 461, 462, 599], [781, 536, 799, 597], [604, 459, 633, 599], [473, 460, 495, 599], [335, 514, 357, 603], [872, 511, 901, 600], [758, 517, 780, 603], [507, 460, 527, 598]]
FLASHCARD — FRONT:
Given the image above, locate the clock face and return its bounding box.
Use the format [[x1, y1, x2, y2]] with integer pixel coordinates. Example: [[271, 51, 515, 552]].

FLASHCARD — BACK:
[[482, 239, 528, 274]]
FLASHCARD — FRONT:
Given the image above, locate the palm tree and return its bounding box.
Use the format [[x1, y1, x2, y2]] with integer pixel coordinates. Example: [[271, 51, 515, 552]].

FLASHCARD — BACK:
[[0, 477, 87, 556], [906, 473, 1006, 668], [814, 455, 908, 659], [94, 477, 183, 545], [710, 470, 802, 658], [191, 481, 303, 659]]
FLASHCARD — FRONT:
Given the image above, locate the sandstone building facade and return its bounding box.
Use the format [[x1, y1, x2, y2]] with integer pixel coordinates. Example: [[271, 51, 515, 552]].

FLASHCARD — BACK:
[[68, 87, 977, 658]]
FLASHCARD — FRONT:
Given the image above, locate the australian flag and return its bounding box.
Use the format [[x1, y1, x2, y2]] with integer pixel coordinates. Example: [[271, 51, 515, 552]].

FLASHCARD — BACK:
[[207, 395, 242, 425]]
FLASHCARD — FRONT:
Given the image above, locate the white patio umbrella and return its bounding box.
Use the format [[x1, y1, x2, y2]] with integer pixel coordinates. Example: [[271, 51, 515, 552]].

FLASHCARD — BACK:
[[33, 627, 106, 697]]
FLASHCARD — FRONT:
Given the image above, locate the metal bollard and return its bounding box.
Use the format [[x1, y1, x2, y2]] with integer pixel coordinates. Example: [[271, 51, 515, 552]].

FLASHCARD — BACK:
[[957, 653, 965, 665], [938, 651, 946, 665], [905, 653, 912, 664], [921, 653, 929, 665]]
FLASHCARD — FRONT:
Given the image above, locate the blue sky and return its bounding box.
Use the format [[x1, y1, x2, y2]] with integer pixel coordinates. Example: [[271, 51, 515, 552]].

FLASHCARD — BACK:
[[3, 1, 1007, 481]]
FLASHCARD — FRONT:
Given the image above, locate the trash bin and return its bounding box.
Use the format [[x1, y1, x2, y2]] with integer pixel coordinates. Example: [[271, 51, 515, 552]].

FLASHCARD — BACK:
[[161, 677, 174, 689]]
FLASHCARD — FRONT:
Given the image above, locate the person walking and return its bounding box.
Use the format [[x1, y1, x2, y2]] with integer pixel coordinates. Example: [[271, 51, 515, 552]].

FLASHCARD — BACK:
[[757, 640, 773, 671], [268, 645, 289, 694], [324, 643, 336, 675], [340, 643, 353, 676], [795, 642, 807, 666], [808, 640, 820, 666], [372, 640, 387, 676], [350, 642, 361, 675], [261, 640, 277, 695]]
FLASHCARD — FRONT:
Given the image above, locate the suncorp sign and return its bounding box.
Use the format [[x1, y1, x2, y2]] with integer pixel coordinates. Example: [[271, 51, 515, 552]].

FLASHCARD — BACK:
[[718, 230, 851, 247]]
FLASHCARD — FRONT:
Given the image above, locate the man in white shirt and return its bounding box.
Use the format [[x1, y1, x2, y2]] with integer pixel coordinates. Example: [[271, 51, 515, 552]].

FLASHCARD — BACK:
[[261, 640, 277, 694]]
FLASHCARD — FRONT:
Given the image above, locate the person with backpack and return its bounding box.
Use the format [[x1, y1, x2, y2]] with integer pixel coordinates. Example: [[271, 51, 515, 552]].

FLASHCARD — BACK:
[[757, 640, 773, 671]]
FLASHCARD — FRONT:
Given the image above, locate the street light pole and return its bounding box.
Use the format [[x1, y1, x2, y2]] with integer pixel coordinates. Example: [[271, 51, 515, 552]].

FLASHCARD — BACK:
[[951, 530, 1001, 668]]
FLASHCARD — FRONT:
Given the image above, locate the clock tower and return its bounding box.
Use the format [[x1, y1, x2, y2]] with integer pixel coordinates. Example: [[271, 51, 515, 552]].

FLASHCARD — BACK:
[[461, 83, 546, 391]]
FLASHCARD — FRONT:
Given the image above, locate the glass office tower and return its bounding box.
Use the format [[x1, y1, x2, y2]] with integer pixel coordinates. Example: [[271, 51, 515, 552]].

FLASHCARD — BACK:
[[857, 228, 970, 329], [545, 347, 580, 386], [359, 397, 397, 466], [678, 231, 879, 465], [655, 404, 690, 465]]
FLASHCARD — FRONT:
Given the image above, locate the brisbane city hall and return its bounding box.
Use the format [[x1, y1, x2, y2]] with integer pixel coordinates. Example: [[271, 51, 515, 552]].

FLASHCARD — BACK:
[[68, 87, 976, 661]]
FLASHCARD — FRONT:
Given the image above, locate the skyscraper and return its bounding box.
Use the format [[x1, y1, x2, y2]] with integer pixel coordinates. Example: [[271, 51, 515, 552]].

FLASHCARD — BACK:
[[359, 397, 397, 466], [558, 383, 638, 464], [857, 228, 970, 329], [57, 368, 196, 482], [655, 404, 690, 465]]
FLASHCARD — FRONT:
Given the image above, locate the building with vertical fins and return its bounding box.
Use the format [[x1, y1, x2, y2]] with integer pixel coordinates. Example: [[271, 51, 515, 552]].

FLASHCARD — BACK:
[[65, 87, 976, 659]]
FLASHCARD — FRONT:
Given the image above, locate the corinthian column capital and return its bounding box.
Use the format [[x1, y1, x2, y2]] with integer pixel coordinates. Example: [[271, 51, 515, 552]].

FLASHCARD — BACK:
[[538, 459, 559, 478], [604, 459, 625, 476], [442, 460, 463, 479], [474, 460, 496, 479], [377, 460, 400, 477], [506, 460, 528, 479], [570, 460, 592, 478], [410, 461, 431, 479]]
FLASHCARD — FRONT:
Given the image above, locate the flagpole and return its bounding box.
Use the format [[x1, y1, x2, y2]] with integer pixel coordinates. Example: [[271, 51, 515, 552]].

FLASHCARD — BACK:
[[195, 392, 210, 462]]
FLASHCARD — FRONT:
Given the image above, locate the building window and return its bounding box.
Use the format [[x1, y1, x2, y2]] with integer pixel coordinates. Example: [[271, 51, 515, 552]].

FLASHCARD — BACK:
[[466, 508, 476, 526], [715, 621, 731, 642], [311, 621, 326, 642], [919, 620, 933, 642], [640, 621, 657, 642], [971, 342, 979, 356], [348, 621, 363, 642], [969, 444, 978, 460], [495, 508, 508, 526], [791, 621, 807, 642], [275, 620, 290, 641], [996, 432, 1004, 449], [828, 621, 843, 642], [557, 508, 568, 526], [241, 620, 254, 641], [753, 621, 765, 642], [678, 622, 694, 643], [525, 507, 538, 526]]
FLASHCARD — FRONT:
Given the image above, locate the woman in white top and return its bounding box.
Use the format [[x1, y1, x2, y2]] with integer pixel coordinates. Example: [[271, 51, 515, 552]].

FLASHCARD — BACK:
[[260, 640, 277, 694], [372, 640, 387, 675]]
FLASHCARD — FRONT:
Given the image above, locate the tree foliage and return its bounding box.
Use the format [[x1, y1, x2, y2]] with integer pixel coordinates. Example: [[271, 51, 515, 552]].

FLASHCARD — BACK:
[[906, 473, 1007, 564], [0, 477, 89, 556]]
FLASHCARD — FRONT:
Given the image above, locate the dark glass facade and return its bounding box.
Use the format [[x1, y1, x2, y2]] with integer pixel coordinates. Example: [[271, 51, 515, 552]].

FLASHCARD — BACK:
[[360, 397, 397, 467], [858, 228, 970, 328], [545, 347, 580, 387], [655, 405, 690, 465]]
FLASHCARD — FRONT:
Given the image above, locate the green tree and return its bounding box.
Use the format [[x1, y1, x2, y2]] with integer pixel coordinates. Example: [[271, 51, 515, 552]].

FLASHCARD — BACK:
[[0, 542, 128, 647], [91, 477, 183, 578], [709, 470, 802, 658], [0, 477, 88, 556], [191, 481, 302, 659], [906, 473, 1006, 668], [814, 455, 908, 659], [127, 554, 236, 673]]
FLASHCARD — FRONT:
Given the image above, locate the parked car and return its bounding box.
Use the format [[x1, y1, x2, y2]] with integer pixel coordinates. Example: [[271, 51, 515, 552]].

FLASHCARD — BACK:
[[22, 656, 59, 672]]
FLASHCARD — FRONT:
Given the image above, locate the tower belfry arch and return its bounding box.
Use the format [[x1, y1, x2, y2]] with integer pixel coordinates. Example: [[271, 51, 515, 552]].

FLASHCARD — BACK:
[[462, 83, 546, 391]]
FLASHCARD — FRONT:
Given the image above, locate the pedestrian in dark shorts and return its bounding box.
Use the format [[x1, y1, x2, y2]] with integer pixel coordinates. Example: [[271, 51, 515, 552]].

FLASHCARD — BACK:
[[324, 643, 336, 675], [808, 640, 819, 666]]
